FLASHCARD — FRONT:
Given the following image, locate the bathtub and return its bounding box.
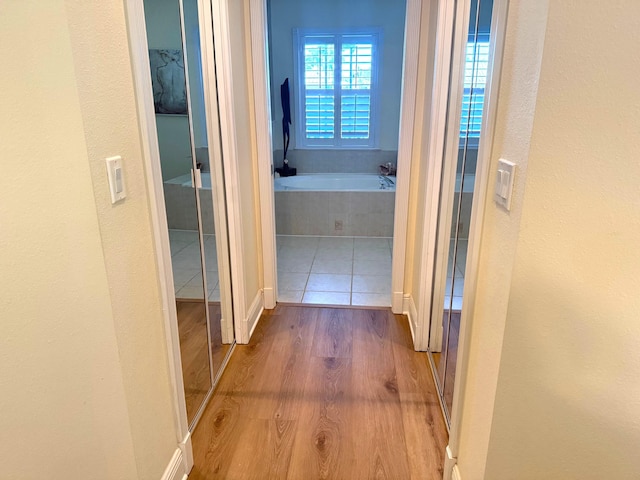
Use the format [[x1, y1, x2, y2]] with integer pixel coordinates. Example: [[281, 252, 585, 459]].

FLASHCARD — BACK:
[[274, 174, 396, 237], [165, 172, 212, 190], [274, 173, 396, 192]]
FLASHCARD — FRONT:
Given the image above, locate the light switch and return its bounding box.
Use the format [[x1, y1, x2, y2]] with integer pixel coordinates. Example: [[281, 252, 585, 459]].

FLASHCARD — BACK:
[[495, 158, 515, 210], [106, 156, 126, 204]]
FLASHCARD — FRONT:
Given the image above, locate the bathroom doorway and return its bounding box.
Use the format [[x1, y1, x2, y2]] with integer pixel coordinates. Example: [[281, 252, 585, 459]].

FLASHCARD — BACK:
[[258, 0, 416, 308]]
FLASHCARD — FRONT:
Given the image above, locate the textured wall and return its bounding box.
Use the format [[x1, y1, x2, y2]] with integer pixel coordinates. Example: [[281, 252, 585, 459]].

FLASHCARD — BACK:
[[483, 1, 640, 477], [65, 0, 181, 477], [456, 0, 550, 477], [0, 1, 139, 478], [0, 1, 181, 478], [458, 0, 640, 478]]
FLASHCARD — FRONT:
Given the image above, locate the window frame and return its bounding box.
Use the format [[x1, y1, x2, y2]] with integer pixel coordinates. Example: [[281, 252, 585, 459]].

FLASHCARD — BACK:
[[293, 28, 381, 149]]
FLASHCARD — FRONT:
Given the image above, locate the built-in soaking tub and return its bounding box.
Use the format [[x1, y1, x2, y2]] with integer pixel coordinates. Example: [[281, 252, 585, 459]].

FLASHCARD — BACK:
[[274, 173, 396, 192], [274, 174, 396, 237]]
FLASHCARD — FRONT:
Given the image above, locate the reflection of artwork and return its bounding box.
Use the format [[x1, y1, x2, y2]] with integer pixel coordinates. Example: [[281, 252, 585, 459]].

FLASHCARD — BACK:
[[149, 49, 187, 114]]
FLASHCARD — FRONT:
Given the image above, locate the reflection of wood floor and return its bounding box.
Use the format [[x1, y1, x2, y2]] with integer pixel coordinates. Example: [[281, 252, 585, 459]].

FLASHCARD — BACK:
[[176, 301, 231, 423], [432, 310, 460, 414], [189, 305, 448, 479]]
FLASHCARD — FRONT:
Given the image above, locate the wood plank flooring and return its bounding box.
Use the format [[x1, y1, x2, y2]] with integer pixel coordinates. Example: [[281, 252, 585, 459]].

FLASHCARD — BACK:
[[189, 305, 448, 479]]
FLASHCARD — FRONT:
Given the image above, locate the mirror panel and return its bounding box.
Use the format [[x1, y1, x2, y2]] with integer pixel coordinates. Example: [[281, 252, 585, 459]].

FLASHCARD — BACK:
[[143, 0, 234, 428], [430, 0, 495, 423], [181, 0, 233, 377]]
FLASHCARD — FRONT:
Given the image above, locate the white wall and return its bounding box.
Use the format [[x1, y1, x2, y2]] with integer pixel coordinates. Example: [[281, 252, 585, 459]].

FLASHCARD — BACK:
[[0, 1, 180, 478], [267, 0, 406, 152], [456, 0, 640, 478], [65, 0, 181, 476]]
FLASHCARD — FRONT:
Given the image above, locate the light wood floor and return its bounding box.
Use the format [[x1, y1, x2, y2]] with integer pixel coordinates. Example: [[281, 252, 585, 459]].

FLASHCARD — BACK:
[[189, 305, 448, 479]]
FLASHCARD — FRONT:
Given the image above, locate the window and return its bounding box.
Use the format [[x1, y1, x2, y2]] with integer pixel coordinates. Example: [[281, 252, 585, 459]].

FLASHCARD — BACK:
[[460, 36, 490, 145], [295, 30, 379, 148]]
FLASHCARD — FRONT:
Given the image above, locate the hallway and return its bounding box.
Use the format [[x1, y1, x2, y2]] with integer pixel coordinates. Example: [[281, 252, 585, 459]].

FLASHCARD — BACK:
[[189, 305, 447, 479]]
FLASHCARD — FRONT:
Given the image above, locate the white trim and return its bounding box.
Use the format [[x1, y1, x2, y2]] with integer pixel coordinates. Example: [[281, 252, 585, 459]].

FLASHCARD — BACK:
[[413, 0, 457, 351], [209, 0, 250, 343], [428, 0, 471, 354], [446, 0, 510, 464], [198, 0, 236, 342], [178, 431, 193, 477], [160, 446, 189, 480], [452, 465, 462, 480], [402, 294, 418, 345], [123, 0, 191, 452], [249, 0, 277, 310], [443, 446, 458, 480], [390, 0, 421, 315], [243, 290, 264, 344]]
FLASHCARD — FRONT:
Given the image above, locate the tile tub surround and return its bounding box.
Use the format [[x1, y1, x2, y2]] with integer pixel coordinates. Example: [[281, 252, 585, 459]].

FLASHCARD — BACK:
[[275, 190, 395, 237], [273, 149, 397, 174], [163, 181, 216, 234], [277, 235, 393, 307]]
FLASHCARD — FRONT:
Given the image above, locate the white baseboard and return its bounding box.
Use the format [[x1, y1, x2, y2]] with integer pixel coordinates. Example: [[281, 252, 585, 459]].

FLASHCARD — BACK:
[[402, 294, 418, 346], [443, 445, 458, 480], [161, 446, 189, 480], [392, 291, 404, 314], [242, 290, 264, 344], [452, 465, 462, 480], [263, 286, 275, 309], [179, 431, 193, 473]]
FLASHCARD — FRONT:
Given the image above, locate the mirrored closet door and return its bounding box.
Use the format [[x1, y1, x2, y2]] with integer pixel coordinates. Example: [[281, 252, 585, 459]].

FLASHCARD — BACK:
[[143, 0, 234, 428], [429, 0, 495, 425]]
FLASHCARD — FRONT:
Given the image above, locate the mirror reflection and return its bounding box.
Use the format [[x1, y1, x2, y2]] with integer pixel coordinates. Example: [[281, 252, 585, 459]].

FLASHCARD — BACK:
[[144, 0, 233, 427]]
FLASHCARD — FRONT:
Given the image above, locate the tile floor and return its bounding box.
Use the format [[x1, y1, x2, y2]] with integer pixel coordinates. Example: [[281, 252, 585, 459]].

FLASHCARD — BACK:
[[169, 230, 462, 311], [444, 238, 467, 311], [277, 235, 393, 307], [169, 229, 220, 301]]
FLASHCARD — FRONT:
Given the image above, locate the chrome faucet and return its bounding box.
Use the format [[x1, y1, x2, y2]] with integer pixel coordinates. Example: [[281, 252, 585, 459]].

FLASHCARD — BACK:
[[378, 175, 394, 189]]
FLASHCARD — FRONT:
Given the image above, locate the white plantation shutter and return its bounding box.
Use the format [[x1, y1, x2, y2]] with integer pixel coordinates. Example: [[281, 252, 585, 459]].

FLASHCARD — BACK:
[[303, 41, 334, 139], [340, 41, 372, 140], [460, 37, 490, 145], [296, 30, 379, 148]]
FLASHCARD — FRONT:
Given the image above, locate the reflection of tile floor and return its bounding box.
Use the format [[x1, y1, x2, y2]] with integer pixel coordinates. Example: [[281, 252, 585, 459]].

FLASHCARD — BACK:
[[445, 239, 467, 311], [277, 235, 393, 307], [169, 229, 220, 301]]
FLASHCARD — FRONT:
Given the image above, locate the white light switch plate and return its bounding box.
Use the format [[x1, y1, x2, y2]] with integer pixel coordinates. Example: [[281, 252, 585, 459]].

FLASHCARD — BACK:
[[106, 156, 126, 204], [494, 158, 515, 210]]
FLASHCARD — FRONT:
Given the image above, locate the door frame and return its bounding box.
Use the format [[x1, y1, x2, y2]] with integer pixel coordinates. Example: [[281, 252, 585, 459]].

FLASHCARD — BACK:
[[248, 0, 422, 314], [123, 0, 193, 473]]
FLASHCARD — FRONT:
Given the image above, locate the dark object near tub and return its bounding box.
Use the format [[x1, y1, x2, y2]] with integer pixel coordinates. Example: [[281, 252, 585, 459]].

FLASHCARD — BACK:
[[281, 78, 291, 164], [275, 164, 297, 177]]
